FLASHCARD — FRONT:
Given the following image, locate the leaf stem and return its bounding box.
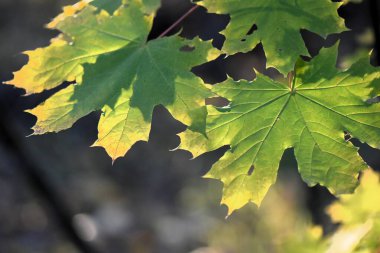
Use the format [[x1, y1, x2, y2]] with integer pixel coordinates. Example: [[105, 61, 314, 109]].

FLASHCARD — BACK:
[[287, 72, 293, 89], [291, 70, 296, 92], [158, 5, 200, 38], [287, 71, 296, 93]]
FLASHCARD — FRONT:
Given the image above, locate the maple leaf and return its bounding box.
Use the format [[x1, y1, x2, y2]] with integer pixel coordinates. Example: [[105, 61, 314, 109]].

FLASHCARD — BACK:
[[6, 0, 217, 161], [198, 0, 345, 74], [6, 0, 156, 93], [179, 45, 380, 214]]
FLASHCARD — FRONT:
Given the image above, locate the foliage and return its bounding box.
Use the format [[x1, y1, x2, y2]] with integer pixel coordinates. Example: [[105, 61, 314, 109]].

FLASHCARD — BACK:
[[204, 182, 325, 253], [180, 45, 380, 213], [197, 0, 345, 74], [197, 169, 380, 253], [4, 0, 380, 215], [327, 169, 380, 253], [6, 0, 217, 161]]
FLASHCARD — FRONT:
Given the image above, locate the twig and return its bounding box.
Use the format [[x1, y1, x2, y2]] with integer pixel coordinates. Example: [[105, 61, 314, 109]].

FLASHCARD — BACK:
[[158, 5, 200, 38]]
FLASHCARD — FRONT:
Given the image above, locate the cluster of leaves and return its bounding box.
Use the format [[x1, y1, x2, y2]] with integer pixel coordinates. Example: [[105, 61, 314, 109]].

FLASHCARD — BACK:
[[5, 0, 380, 214], [202, 169, 380, 253], [327, 169, 380, 253]]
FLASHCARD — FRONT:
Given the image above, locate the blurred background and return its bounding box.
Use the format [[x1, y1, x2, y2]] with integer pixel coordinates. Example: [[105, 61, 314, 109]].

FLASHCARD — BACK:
[[0, 0, 380, 252]]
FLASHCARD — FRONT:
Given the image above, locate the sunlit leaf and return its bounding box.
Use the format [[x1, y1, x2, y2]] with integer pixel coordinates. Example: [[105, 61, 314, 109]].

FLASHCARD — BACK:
[[180, 45, 380, 214], [198, 0, 345, 74], [7, 0, 217, 161]]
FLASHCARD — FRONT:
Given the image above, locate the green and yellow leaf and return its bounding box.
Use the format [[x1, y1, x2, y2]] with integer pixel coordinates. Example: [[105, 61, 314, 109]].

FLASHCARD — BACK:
[[6, 0, 217, 161], [180, 45, 380, 214]]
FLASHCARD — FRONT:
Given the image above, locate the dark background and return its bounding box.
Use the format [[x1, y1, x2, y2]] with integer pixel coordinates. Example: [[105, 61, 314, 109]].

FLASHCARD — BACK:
[[0, 0, 380, 252]]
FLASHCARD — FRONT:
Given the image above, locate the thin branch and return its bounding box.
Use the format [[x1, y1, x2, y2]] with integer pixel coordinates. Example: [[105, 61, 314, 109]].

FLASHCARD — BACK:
[[158, 5, 200, 38]]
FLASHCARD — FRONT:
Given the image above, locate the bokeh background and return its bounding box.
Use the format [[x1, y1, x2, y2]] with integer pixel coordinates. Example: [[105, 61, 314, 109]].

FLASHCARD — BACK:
[[0, 0, 380, 252]]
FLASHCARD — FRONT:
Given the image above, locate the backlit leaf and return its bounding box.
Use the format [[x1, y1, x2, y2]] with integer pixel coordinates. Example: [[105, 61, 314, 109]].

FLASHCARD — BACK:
[[180, 45, 380, 214], [198, 0, 345, 74], [7, 0, 217, 161]]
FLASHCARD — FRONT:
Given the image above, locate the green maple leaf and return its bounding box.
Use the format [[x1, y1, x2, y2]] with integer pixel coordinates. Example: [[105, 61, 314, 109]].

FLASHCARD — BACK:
[[198, 0, 345, 74], [6, 0, 217, 161], [179, 45, 380, 214]]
